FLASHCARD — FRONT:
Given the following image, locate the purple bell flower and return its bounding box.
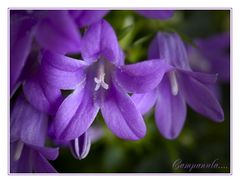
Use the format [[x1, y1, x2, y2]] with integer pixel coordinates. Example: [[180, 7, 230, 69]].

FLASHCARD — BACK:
[[135, 10, 174, 20], [188, 32, 230, 82], [132, 32, 224, 139], [10, 10, 88, 115], [68, 10, 174, 29], [69, 10, 110, 28], [10, 10, 82, 95], [41, 20, 170, 141], [10, 95, 59, 173]]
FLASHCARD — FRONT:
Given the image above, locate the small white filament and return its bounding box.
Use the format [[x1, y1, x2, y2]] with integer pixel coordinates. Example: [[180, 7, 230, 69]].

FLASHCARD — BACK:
[[14, 141, 24, 161], [169, 71, 179, 96], [74, 138, 80, 158], [81, 134, 91, 159], [94, 64, 109, 91]]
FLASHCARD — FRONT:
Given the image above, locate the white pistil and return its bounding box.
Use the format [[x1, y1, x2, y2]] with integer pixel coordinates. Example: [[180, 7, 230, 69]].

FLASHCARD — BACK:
[[14, 141, 24, 161], [94, 63, 109, 91], [169, 71, 179, 96]]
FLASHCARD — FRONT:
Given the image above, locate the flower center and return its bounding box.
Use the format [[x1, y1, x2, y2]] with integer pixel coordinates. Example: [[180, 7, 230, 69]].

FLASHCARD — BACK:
[[169, 71, 179, 96], [14, 140, 24, 161], [94, 62, 109, 91]]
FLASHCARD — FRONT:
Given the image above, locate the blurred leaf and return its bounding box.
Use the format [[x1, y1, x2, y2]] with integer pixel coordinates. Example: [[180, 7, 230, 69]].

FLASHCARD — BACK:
[[119, 26, 137, 50], [102, 144, 125, 172], [132, 34, 153, 47], [118, 24, 135, 41]]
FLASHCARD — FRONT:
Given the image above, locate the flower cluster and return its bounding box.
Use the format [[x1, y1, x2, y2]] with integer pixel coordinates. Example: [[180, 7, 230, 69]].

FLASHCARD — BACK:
[[10, 10, 228, 173]]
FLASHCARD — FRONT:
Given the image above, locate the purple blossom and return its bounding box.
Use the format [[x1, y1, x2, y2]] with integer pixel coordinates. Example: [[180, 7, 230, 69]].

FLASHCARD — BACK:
[[132, 32, 224, 139], [69, 10, 110, 28], [68, 10, 174, 29], [188, 32, 230, 82], [10, 10, 81, 95], [10, 10, 116, 167], [10, 95, 59, 173], [10, 10, 95, 115], [41, 20, 170, 141], [136, 10, 174, 19], [10, 10, 227, 173]]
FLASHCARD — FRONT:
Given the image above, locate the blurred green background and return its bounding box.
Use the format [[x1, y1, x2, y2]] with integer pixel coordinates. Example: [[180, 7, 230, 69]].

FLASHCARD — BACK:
[[52, 10, 230, 173]]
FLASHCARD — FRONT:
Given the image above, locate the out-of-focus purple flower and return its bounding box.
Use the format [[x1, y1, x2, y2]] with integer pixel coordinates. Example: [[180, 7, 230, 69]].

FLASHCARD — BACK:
[[69, 10, 109, 28], [136, 10, 174, 20], [88, 126, 104, 143], [10, 10, 81, 95], [188, 32, 230, 82], [10, 12, 37, 95], [132, 32, 224, 139], [10, 95, 59, 173], [10, 10, 82, 114], [15, 42, 63, 115], [68, 10, 174, 28], [41, 20, 170, 141]]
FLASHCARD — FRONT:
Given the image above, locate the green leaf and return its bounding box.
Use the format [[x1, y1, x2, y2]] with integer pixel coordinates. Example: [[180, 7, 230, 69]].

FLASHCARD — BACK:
[[132, 34, 154, 47], [118, 24, 135, 41]]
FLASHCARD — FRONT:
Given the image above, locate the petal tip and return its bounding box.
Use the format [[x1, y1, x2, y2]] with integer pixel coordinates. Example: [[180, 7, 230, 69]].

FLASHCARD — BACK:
[[160, 130, 181, 140], [214, 111, 225, 123]]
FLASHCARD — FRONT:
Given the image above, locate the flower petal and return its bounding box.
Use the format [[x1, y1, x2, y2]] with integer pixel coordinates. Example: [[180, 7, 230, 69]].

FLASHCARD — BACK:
[[155, 76, 187, 139], [178, 71, 224, 122], [136, 10, 174, 20], [30, 145, 59, 160], [41, 50, 88, 89], [101, 81, 146, 140], [131, 89, 158, 115], [148, 32, 191, 70], [178, 69, 218, 84], [10, 14, 36, 94], [115, 59, 172, 93], [50, 82, 99, 141], [69, 10, 109, 28], [209, 56, 230, 82], [192, 32, 230, 82], [80, 20, 121, 64], [10, 142, 32, 173], [32, 152, 57, 173], [10, 95, 48, 146], [23, 75, 63, 115], [197, 32, 230, 54], [35, 10, 81, 54]]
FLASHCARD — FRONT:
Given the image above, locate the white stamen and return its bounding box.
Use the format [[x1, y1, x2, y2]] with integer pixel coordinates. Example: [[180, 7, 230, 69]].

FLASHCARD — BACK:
[[14, 141, 24, 161], [169, 71, 179, 96], [94, 63, 109, 91], [81, 134, 91, 159], [74, 138, 80, 158]]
